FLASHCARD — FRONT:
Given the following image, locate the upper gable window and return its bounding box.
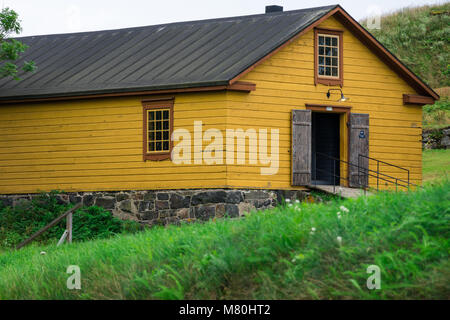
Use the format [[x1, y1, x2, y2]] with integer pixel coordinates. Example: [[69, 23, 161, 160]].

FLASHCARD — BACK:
[[314, 28, 343, 86]]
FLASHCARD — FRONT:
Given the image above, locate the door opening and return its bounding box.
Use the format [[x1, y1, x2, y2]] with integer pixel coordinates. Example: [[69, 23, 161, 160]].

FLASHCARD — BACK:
[[311, 112, 340, 185]]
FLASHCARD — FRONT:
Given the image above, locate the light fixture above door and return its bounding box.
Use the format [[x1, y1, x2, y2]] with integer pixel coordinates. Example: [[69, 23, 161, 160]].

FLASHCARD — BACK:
[[326, 88, 349, 102]]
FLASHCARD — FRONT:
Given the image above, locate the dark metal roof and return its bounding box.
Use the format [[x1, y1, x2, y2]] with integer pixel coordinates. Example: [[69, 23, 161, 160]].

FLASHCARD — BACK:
[[0, 5, 337, 100]]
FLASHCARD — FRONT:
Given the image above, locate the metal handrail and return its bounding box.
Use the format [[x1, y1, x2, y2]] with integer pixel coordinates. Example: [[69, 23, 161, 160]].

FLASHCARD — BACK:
[[358, 154, 413, 191], [313, 152, 417, 192], [313, 152, 368, 193]]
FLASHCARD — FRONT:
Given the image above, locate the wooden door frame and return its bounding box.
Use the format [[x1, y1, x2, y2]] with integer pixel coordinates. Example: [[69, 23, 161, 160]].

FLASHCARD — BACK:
[[305, 104, 352, 186]]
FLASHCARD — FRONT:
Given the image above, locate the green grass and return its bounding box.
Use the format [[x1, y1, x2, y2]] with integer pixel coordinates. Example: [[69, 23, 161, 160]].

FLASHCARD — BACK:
[[423, 149, 450, 183], [0, 182, 448, 300]]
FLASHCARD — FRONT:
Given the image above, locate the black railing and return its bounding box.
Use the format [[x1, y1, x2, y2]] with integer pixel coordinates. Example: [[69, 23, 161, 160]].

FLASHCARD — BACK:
[[313, 152, 418, 193], [313, 152, 367, 194], [358, 154, 416, 191]]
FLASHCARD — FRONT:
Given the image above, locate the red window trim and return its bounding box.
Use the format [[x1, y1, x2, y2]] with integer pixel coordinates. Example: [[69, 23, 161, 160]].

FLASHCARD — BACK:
[[314, 27, 344, 87], [142, 98, 174, 161]]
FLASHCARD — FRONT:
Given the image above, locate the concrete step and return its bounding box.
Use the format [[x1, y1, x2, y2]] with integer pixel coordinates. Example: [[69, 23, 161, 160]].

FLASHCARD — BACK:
[[309, 185, 373, 199]]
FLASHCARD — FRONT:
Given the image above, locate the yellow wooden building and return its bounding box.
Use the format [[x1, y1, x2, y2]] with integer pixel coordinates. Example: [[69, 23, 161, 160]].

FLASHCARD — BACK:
[[0, 5, 439, 221]]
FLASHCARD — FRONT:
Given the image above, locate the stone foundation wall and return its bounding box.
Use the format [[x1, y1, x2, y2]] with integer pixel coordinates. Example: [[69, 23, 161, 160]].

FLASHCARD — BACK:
[[0, 189, 310, 226], [422, 126, 450, 149]]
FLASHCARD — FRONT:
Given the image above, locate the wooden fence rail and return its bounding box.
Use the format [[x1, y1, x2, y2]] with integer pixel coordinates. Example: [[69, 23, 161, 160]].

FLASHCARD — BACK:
[[16, 203, 82, 250]]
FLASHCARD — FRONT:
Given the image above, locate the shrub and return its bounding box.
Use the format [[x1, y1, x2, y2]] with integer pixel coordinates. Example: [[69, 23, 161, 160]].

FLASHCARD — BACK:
[[0, 192, 141, 248]]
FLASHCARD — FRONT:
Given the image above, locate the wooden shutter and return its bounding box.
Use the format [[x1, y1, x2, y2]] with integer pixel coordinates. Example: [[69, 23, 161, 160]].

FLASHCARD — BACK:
[[349, 113, 369, 187], [291, 110, 312, 186]]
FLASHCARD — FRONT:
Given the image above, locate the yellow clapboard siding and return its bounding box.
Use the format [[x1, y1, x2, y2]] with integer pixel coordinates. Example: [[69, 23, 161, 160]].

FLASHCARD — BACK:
[[0, 109, 227, 129], [0, 179, 228, 194], [0, 162, 227, 173], [247, 65, 410, 85], [227, 89, 413, 107], [245, 70, 413, 90], [0, 158, 422, 173], [0, 101, 228, 121], [0, 86, 229, 194], [0, 129, 141, 143], [226, 95, 421, 112], [0, 171, 227, 187], [0, 119, 229, 136], [0, 166, 227, 180], [224, 107, 421, 122], [225, 165, 422, 177]]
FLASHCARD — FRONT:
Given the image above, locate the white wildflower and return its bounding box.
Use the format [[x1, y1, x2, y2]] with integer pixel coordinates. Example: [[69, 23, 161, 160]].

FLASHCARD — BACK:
[[285, 199, 291, 203], [310, 227, 316, 235], [295, 200, 300, 203], [337, 211, 341, 219], [339, 205, 349, 213], [336, 236, 342, 245], [40, 251, 46, 255]]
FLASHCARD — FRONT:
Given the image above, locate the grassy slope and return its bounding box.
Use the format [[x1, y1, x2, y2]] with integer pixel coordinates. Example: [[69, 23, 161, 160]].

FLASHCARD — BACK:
[[0, 182, 448, 300], [361, 3, 449, 89], [423, 149, 450, 183], [361, 3, 450, 129]]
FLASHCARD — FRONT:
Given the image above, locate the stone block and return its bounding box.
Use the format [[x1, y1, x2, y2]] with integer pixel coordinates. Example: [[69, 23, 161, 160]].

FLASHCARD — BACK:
[[244, 190, 269, 200], [116, 193, 129, 202], [176, 208, 190, 219], [194, 205, 216, 220], [191, 190, 227, 205], [157, 193, 169, 200], [170, 193, 190, 209], [225, 204, 239, 217], [95, 196, 116, 209], [144, 192, 156, 201], [119, 199, 133, 213], [83, 194, 94, 207], [156, 200, 169, 210], [142, 210, 158, 220], [215, 203, 226, 218], [225, 191, 243, 204]]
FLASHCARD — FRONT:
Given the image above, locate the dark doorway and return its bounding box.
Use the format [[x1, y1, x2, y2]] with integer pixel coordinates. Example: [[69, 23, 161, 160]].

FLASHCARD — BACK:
[[311, 112, 340, 185]]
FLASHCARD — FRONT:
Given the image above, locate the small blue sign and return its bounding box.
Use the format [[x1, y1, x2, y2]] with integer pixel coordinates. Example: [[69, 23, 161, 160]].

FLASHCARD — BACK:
[[359, 130, 366, 139]]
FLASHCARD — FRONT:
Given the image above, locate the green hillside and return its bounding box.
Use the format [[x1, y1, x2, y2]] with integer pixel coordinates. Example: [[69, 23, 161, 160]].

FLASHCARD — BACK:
[[361, 3, 449, 89], [0, 182, 448, 299]]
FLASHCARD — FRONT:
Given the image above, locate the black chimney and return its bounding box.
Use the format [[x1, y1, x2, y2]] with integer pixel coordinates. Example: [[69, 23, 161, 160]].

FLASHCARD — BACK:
[[265, 5, 283, 13]]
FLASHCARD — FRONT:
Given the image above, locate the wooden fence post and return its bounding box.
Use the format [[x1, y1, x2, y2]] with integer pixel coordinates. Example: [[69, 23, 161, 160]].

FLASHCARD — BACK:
[[16, 203, 81, 250], [66, 211, 73, 244]]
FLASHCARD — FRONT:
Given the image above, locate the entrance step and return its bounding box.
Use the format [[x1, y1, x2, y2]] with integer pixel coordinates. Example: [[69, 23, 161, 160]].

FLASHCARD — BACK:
[[308, 185, 373, 199]]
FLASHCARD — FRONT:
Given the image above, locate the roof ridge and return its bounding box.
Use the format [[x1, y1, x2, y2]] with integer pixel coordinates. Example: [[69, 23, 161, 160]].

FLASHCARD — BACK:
[[13, 4, 339, 39]]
